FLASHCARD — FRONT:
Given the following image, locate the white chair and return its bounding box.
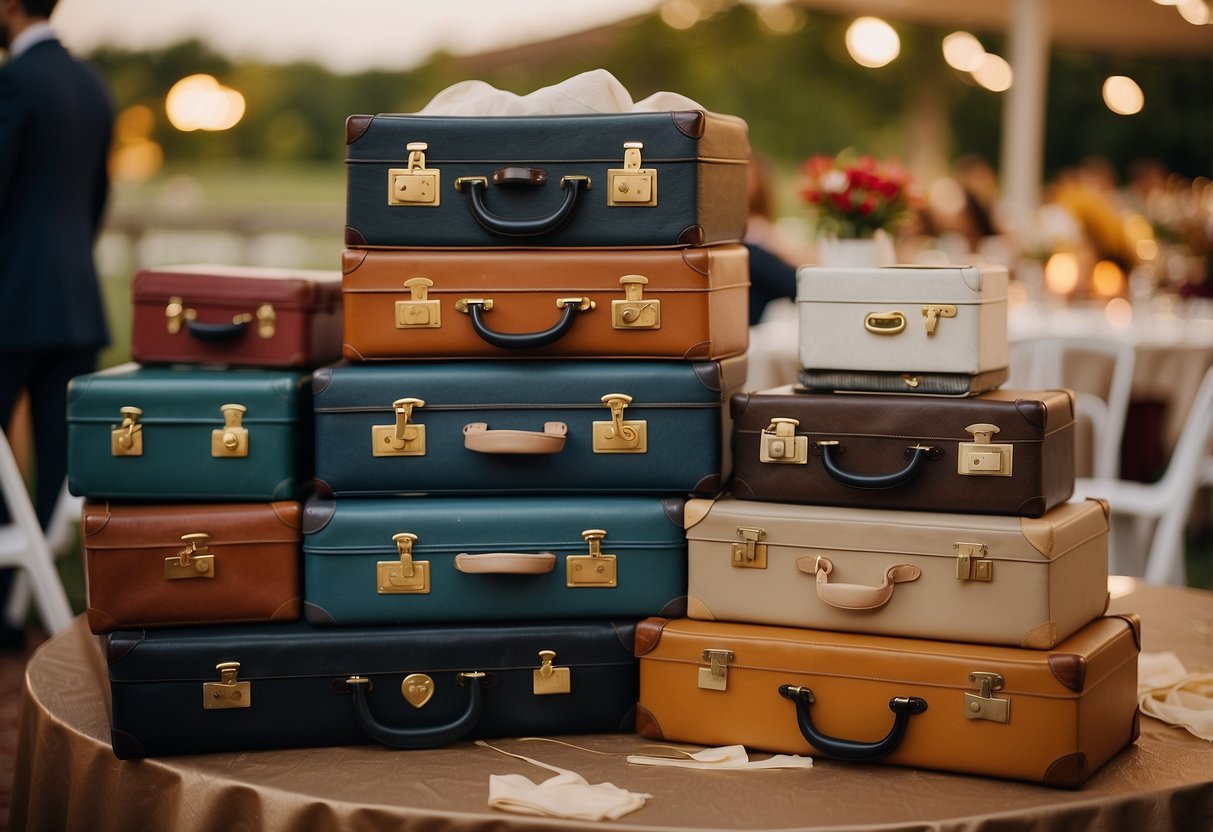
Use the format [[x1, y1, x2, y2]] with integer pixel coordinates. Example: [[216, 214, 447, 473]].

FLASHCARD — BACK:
[[5, 480, 82, 628], [1008, 335, 1136, 480], [1072, 366, 1213, 585], [0, 428, 74, 635]]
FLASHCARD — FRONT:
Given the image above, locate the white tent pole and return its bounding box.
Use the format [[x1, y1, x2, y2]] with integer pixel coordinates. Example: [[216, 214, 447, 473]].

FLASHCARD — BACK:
[[1000, 0, 1050, 238]]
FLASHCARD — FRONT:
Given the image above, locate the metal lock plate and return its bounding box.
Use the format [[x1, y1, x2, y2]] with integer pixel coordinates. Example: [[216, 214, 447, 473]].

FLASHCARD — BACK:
[[111, 407, 144, 456], [697, 649, 735, 691], [402, 673, 434, 708], [203, 662, 250, 709], [954, 542, 994, 582], [378, 532, 431, 594], [211, 404, 249, 458], [759, 418, 807, 464], [395, 278, 441, 329], [958, 423, 1013, 477], [607, 142, 657, 207], [533, 650, 571, 695], [612, 275, 660, 329], [388, 142, 440, 206], [592, 393, 646, 454], [372, 398, 426, 457], [167, 533, 215, 580], [566, 529, 617, 587], [964, 671, 1010, 723], [731, 527, 768, 569]]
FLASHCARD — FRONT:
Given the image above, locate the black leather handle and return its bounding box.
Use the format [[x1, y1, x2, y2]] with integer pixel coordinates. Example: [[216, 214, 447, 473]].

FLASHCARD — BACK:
[[457, 175, 588, 237], [464, 301, 584, 350], [818, 442, 934, 490], [779, 685, 926, 761], [347, 674, 484, 749], [184, 318, 249, 342]]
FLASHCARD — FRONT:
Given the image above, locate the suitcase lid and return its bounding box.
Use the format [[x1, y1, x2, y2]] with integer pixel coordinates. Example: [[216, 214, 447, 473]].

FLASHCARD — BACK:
[[303, 495, 685, 555], [133, 265, 343, 309], [795, 264, 1008, 304], [685, 496, 1109, 563], [67, 364, 305, 425], [636, 614, 1140, 697], [83, 501, 301, 549], [107, 618, 637, 681]]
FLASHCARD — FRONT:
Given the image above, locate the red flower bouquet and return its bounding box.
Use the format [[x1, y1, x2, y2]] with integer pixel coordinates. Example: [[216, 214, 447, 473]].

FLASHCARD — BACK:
[[799, 151, 916, 239]]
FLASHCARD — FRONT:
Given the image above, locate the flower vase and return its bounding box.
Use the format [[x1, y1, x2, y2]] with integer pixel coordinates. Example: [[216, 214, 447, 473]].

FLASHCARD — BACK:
[[816, 229, 896, 267]]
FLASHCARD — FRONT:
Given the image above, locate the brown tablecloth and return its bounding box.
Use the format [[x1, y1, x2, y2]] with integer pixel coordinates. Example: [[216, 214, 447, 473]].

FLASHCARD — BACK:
[[10, 581, 1213, 832]]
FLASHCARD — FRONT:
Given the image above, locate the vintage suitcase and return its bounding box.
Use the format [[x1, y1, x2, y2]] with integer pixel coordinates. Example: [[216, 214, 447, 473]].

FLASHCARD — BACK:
[[636, 615, 1140, 788], [797, 264, 1009, 396], [131, 265, 344, 368], [107, 618, 638, 758], [303, 494, 688, 625], [685, 496, 1109, 648], [344, 110, 750, 248], [731, 386, 1075, 517], [67, 364, 309, 501], [340, 245, 749, 361], [312, 357, 743, 497], [83, 500, 302, 634]]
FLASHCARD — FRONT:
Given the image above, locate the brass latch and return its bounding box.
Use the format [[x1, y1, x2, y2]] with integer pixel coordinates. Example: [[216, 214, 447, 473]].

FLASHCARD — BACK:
[[593, 393, 647, 453], [922, 304, 957, 336], [372, 397, 426, 457], [954, 542, 994, 582], [377, 531, 431, 594], [395, 278, 441, 329], [566, 529, 618, 587], [165, 296, 197, 334], [760, 418, 808, 464], [233, 303, 277, 339], [402, 673, 434, 709], [388, 141, 440, 206], [731, 527, 768, 569], [964, 671, 1010, 723], [612, 275, 661, 329], [211, 404, 249, 458], [533, 649, 571, 695], [111, 406, 144, 456], [607, 141, 657, 206], [698, 648, 735, 691], [203, 661, 250, 709], [958, 423, 1013, 477], [165, 532, 216, 580]]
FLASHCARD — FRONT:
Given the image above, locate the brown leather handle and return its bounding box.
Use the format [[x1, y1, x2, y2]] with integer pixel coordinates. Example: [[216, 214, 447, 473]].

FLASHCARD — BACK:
[[797, 556, 921, 610], [492, 166, 548, 186], [453, 552, 557, 575], [463, 422, 568, 454]]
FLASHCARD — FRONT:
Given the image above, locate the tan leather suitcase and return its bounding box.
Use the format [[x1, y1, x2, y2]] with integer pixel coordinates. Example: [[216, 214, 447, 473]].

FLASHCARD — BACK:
[[83, 500, 302, 633], [731, 386, 1076, 517], [685, 496, 1109, 648], [636, 614, 1140, 788], [341, 245, 749, 360]]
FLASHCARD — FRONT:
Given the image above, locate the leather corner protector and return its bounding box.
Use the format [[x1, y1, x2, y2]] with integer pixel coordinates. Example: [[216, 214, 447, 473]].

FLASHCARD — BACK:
[[272, 598, 302, 620], [1042, 752, 1088, 790], [344, 226, 367, 247], [1019, 620, 1058, 649], [86, 608, 118, 635], [341, 248, 368, 274], [1113, 612, 1142, 650], [1131, 707, 1141, 743], [1019, 516, 1057, 557], [1016, 496, 1047, 518], [678, 225, 706, 247], [685, 595, 714, 620], [682, 497, 715, 530], [1090, 497, 1111, 522], [303, 601, 337, 625], [343, 343, 368, 361], [661, 497, 686, 528], [635, 702, 665, 739], [671, 110, 706, 139], [345, 114, 373, 145], [728, 392, 752, 420], [302, 495, 337, 534], [271, 500, 303, 531], [692, 361, 723, 393], [634, 617, 670, 657], [691, 473, 722, 497], [105, 630, 146, 665], [1014, 397, 1049, 429], [310, 366, 333, 395], [311, 477, 335, 500], [659, 595, 688, 618], [683, 341, 713, 361], [680, 246, 712, 276], [81, 502, 113, 538], [1048, 653, 1088, 692], [110, 728, 148, 761], [612, 620, 637, 654], [730, 477, 755, 500]]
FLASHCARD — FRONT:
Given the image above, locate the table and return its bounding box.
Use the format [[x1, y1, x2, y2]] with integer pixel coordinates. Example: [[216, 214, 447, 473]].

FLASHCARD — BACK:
[[10, 581, 1213, 832]]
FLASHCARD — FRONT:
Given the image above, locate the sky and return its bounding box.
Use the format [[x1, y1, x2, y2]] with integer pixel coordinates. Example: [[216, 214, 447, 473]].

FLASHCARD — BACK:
[[52, 0, 663, 74]]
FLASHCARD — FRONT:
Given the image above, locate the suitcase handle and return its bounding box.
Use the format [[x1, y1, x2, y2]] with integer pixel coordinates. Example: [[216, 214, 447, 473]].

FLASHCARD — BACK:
[[797, 557, 921, 610], [817, 441, 937, 490], [346, 672, 485, 749], [184, 318, 250, 342], [454, 174, 589, 237], [463, 422, 569, 454], [457, 297, 593, 349], [778, 685, 927, 761], [454, 552, 557, 574]]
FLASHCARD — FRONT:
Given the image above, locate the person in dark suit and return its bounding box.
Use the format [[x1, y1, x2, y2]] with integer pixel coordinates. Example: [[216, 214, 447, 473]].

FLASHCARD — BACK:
[[0, 0, 113, 645]]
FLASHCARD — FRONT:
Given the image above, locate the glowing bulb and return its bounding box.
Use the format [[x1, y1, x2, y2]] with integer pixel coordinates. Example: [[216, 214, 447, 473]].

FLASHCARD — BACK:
[[166, 74, 246, 132], [1092, 260, 1126, 297], [1105, 298, 1133, 329], [1044, 252, 1080, 296], [1103, 76, 1144, 115], [1178, 0, 1211, 24], [972, 54, 1012, 92], [942, 31, 985, 72], [660, 0, 700, 29], [845, 17, 900, 68]]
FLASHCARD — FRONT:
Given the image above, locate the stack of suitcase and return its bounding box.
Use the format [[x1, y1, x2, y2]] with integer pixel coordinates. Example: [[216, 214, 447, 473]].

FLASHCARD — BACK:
[[91, 107, 756, 757], [635, 263, 1142, 789]]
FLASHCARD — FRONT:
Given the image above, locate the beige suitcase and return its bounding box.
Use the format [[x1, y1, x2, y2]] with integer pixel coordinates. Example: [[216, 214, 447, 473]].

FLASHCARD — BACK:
[[685, 496, 1109, 648]]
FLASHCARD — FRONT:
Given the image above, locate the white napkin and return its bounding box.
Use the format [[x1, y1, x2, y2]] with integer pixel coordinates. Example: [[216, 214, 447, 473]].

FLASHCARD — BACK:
[[627, 744, 813, 770], [417, 68, 703, 115], [1138, 651, 1213, 741]]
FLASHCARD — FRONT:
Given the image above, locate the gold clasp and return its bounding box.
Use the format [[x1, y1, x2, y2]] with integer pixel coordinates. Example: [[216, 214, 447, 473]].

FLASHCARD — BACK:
[[958, 423, 1013, 477], [165, 296, 197, 334], [533, 649, 572, 695], [211, 403, 249, 458], [377, 531, 430, 594], [388, 142, 440, 206], [203, 661, 250, 709], [396, 277, 441, 328], [111, 406, 144, 456], [698, 648, 735, 691], [555, 296, 595, 311], [401, 673, 435, 708], [255, 303, 276, 338], [166, 532, 216, 580], [593, 393, 646, 453], [372, 397, 426, 456], [954, 542, 994, 582], [760, 417, 807, 464], [964, 671, 1010, 723], [612, 275, 661, 329], [607, 141, 657, 206], [731, 527, 768, 569], [566, 528, 618, 587], [922, 304, 957, 336]]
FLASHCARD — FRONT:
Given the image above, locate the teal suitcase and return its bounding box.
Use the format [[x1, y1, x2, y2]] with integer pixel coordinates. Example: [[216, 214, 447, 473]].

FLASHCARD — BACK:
[[312, 358, 742, 497], [67, 363, 309, 501], [303, 494, 688, 625]]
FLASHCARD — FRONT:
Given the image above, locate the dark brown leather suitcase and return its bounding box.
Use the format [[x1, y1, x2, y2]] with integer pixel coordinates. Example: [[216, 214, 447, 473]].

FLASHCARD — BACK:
[[83, 500, 302, 633], [730, 386, 1075, 517], [341, 246, 749, 361], [131, 265, 343, 368]]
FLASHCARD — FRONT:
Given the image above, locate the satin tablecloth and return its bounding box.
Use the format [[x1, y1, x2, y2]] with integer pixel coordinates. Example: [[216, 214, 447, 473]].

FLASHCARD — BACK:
[[10, 580, 1213, 832]]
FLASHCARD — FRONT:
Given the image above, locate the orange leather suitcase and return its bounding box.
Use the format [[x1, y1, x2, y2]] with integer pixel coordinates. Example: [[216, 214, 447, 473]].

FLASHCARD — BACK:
[[636, 615, 1140, 788], [341, 246, 748, 361]]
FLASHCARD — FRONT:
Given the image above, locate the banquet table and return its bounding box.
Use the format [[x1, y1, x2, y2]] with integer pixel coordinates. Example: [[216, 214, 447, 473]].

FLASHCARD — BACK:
[[10, 579, 1213, 832]]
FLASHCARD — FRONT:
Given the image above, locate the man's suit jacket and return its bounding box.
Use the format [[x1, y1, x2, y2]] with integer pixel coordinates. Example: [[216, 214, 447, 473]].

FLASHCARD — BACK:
[[0, 37, 112, 352]]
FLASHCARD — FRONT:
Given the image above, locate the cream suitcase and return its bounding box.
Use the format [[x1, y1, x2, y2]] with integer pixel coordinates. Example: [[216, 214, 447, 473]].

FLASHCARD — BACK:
[[685, 496, 1109, 648], [797, 264, 1008, 396]]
